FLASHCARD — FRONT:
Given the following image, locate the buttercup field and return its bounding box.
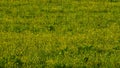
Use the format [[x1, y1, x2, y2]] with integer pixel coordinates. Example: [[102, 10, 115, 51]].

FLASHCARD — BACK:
[[0, 0, 120, 68]]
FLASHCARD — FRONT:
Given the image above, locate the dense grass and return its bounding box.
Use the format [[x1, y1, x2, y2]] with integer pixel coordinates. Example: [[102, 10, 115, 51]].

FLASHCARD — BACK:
[[0, 0, 120, 68]]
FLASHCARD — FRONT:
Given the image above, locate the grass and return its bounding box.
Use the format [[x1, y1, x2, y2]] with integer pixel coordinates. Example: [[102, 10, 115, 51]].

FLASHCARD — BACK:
[[0, 0, 120, 68]]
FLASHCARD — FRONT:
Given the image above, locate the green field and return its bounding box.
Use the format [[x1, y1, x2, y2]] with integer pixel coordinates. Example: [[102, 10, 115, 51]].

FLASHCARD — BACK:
[[0, 0, 120, 68]]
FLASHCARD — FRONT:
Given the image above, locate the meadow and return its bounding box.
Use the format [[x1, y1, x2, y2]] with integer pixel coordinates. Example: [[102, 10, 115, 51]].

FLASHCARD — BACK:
[[0, 0, 120, 68]]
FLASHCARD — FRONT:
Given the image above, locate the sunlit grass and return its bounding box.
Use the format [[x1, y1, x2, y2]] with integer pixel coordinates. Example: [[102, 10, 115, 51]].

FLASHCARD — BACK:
[[0, 0, 120, 68]]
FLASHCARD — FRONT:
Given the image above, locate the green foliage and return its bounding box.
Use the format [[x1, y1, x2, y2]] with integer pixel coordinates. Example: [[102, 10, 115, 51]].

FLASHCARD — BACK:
[[0, 0, 120, 68]]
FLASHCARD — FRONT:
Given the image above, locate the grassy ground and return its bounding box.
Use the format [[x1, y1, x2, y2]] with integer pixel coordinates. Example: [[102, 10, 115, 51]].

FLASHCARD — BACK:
[[0, 0, 120, 68]]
